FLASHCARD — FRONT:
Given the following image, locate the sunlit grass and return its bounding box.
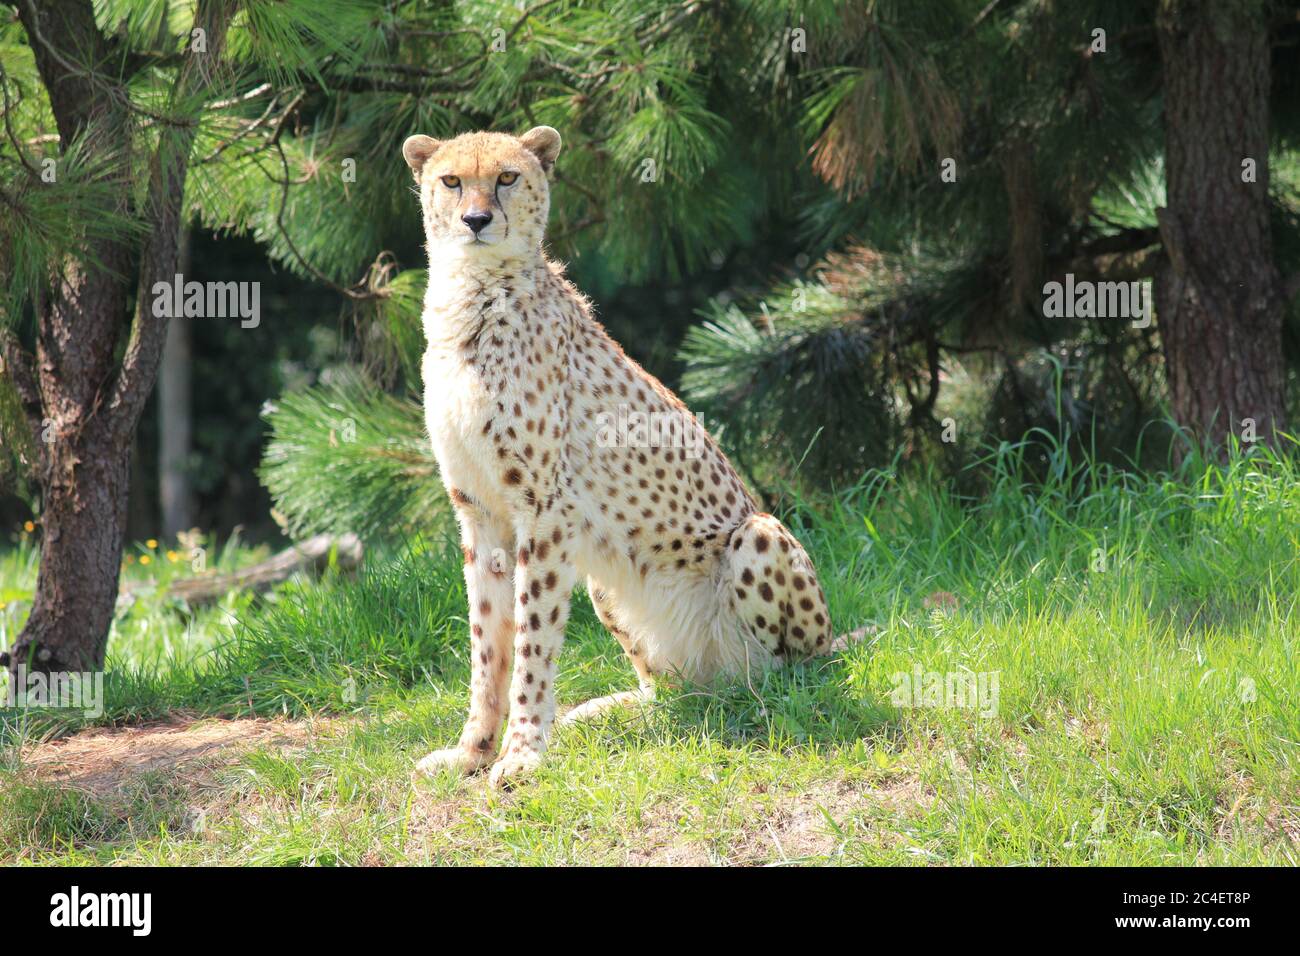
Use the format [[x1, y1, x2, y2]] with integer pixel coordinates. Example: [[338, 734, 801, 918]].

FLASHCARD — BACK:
[[1, 436, 1297, 864]]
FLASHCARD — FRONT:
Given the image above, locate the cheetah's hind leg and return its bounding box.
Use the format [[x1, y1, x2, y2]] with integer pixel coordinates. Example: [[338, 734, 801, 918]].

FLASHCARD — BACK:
[[726, 513, 836, 660], [560, 580, 656, 725]]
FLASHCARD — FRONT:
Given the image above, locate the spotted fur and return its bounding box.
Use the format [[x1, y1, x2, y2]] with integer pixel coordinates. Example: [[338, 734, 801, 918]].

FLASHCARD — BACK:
[[404, 127, 835, 787]]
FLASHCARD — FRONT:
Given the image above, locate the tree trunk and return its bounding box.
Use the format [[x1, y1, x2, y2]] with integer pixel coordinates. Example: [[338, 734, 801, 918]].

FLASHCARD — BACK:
[[9, 418, 131, 673], [4, 257, 132, 675], [1155, 0, 1288, 451]]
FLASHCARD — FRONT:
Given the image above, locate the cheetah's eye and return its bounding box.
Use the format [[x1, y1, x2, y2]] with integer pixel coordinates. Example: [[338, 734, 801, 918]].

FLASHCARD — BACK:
[[440, 175, 460, 189], [497, 171, 519, 186]]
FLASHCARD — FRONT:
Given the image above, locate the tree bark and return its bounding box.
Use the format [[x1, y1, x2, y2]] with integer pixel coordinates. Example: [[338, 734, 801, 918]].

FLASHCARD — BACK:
[[1155, 0, 1288, 451], [5, 0, 235, 680], [8, 421, 132, 672]]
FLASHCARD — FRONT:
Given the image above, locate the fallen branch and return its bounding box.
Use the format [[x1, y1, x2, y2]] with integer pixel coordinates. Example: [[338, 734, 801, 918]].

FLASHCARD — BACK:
[[122, 533, 363, 608]]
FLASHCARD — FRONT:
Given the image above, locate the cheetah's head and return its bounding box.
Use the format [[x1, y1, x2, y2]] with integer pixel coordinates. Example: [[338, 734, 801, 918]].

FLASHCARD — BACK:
[[401, 127, 560, 259]]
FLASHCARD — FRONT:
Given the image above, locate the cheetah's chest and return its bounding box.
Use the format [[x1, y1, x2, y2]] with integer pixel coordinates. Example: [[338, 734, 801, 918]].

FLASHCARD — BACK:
[[421, 304, 569, 519]]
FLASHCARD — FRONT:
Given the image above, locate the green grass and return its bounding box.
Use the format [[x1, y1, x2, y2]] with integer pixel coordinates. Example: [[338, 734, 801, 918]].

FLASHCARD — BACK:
[[1, 436, 1297, 864]]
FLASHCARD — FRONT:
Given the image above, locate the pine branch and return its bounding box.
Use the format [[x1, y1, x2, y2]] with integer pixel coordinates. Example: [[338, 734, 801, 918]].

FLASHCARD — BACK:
[[1059, 226, 1165, 281], [107, 0, 239, 441], [1079, 227, 1161, 257], [260, 371, 445, 541], [265, 134, 383, 301]]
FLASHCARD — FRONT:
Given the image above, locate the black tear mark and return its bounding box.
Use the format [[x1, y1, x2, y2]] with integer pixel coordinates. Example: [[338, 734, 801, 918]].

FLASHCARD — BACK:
[[495, 184, 511, 239]]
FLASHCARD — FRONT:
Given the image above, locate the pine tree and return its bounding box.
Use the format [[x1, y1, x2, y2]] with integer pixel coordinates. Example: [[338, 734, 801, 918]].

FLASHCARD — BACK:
[[679, 0, 1300, 486], [2, 0, 257, 676]]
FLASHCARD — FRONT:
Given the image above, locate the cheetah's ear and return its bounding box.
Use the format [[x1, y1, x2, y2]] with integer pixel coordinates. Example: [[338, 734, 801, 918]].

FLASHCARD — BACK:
[[519, 126, 561, 174], [402, 134, 442, 182]]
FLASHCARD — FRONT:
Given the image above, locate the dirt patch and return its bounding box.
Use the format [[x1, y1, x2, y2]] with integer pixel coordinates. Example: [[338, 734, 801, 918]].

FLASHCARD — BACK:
[[20, 715, 336, 796], [625, 774, 932, 866], [758, 775, 931, 863], [402, 769, 933, 866]]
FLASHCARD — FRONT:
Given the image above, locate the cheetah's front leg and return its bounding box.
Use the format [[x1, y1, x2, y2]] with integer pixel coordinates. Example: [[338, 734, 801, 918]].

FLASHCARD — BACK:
[[417, 506, 514, 778], [489, 517, 577, 788]]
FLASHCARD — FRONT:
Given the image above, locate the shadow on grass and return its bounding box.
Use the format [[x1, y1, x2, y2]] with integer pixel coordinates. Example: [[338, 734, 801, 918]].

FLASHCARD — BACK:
[[552, 649, 900, 759]]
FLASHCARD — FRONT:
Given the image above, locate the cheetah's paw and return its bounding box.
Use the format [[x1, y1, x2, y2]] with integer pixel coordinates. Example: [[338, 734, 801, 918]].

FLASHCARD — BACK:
[[487, 749, 543, 790]]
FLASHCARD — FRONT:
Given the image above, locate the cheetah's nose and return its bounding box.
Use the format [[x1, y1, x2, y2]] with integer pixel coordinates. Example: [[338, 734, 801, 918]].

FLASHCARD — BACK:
[[462, 211, 493, 234]]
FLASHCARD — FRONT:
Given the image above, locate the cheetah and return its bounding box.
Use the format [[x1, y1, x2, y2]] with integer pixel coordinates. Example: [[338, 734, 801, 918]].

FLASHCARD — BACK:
[[403, 127, 838, 787]]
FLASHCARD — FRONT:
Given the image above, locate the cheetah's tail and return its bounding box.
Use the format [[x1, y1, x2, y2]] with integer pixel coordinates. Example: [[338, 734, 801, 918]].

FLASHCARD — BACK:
[[725, 513, 835, 659]]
